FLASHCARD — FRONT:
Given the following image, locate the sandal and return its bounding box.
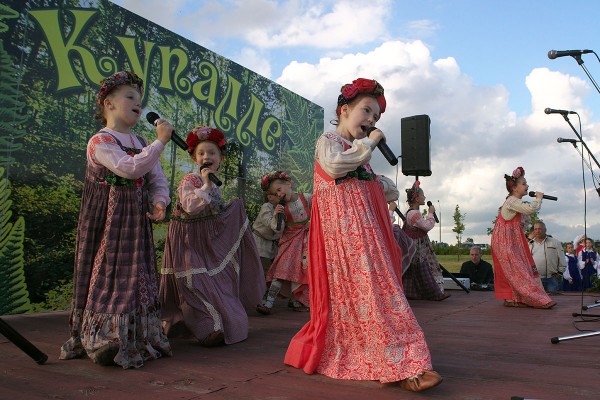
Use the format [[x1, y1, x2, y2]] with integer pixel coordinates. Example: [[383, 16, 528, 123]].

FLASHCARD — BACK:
[[533, 300, 557, 309], [503, 300, 529, 308], [399, 370, 443, 392], [256, 304, 272, 315], [199, 330, 224, 347], [92, 342, 119, 366]]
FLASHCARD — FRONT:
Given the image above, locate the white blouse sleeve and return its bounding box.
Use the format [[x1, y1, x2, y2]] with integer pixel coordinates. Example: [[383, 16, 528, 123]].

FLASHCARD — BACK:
[[407, 209, 435, 232], [177, 175, 217, 216], [315, 133, 376, 179]]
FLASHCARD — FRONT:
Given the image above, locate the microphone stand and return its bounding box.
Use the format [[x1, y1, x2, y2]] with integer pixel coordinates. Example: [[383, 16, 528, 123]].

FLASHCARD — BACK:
[[550, 112, 600, 344], [0, 317, 48, 364], [572, 55, 600, 96]]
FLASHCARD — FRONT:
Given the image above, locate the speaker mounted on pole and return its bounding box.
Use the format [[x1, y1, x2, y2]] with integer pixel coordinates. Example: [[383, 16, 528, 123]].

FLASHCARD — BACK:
[[401, 114, 432, 177]]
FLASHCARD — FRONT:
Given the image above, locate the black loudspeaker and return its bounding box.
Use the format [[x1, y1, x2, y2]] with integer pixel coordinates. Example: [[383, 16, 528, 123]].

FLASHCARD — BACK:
[[401, 114, 431, 177]]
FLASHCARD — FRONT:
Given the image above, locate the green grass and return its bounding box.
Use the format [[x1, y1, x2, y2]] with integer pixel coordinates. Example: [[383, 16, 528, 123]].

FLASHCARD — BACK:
[[435, 254, 494, 273]]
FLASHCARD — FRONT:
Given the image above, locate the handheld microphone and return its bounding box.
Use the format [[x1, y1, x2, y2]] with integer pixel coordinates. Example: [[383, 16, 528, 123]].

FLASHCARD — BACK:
[[146, 112, 188, 150], [548, 49, 593, 60], [528, 191, 557, 201], [200, 163, 222, 187], [557, 137, 579, 144], [544, 108, 576, 115], [276, 197, 286, 231], [367, 127, 398, 166], [426, 201, 439, 223]]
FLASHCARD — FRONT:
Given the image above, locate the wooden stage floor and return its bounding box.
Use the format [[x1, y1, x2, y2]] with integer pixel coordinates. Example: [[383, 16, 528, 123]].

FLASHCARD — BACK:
[[2, 290, 600, 400]]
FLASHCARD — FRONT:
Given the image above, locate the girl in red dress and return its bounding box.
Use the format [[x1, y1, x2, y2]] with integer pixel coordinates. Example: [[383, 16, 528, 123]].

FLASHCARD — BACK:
[[256, 171, 311, 314], [284, 78, 442, 392], [491, 166, 556, 309]]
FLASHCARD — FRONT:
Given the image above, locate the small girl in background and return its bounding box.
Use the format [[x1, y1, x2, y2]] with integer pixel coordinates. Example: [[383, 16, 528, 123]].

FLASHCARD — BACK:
[[159, 126, 265, 346], [256, 171, 311, 315], [563, 243, 582, 291], [578, 238, 598, 289], [491, 167, 555, 309], [60, 70, 172, 368], [402, 181, 449, 301], [378, 175, 415, 275], [252, 191, 282, 277]]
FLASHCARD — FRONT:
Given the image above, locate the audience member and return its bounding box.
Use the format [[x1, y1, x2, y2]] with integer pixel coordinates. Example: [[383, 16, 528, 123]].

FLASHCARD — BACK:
[[528, 222, 566, 294], [460, 246, 494, 289], [563, 243, 582, 291], [578, 238, 598, 289]]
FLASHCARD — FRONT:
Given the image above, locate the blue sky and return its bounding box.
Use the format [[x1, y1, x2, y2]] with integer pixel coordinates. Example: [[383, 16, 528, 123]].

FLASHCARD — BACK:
[[114, 0, 600, 245]]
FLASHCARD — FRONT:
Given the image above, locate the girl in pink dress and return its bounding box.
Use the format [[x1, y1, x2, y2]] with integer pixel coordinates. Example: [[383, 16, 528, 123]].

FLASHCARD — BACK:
[[284, 78, 442, 392], [159, 126, 265, 346], [60, 71, 172, 368], [256, 171, 311, 314], [491, 166, 556, 309]]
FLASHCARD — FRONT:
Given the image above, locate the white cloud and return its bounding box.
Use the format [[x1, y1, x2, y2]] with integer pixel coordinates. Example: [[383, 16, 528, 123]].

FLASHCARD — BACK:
[[277, 39, 600, 244]]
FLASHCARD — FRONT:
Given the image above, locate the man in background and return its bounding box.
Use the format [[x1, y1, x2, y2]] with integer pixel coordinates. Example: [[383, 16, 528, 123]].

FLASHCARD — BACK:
[[529, 221, 566, 294], [460, 246, 494, 290]]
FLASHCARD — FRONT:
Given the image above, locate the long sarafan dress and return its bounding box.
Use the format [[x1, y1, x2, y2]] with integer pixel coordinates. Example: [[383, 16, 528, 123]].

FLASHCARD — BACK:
[[60, 128, 172, 368], [264, 193, 311, 306], [491, 196, 553, 307], [284, 131, 432, 383], [160, 173, 265, 344], [402, 210, 446, 300]]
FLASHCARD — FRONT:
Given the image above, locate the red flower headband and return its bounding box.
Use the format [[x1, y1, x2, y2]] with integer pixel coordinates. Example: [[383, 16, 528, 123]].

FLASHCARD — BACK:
[[186, 126, 227, 154], [97, 70, 143, 106], [336, 78, 386, 115], [504, 166, 525, 189], [261, 170, 289, 191], [405, 180, 421, 202]]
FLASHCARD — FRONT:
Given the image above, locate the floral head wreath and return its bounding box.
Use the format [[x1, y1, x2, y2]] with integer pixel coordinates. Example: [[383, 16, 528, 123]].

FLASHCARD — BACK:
[[186, 126, 227, 154], [405, 180, 421, 203], [97, 70, 143, 106], [261, 170, 290, 192], [336, 78, 386, 116], [504, 166, 525, 189]]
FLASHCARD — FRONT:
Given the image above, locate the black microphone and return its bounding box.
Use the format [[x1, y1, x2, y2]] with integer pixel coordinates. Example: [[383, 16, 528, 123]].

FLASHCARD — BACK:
[[528, 191, 557, 201], [367, 127, 398, 166], [276, 197, 286, 231], [200, 163, 222, 187], [426, 201, 439, 223], [548, 49, 593, 59], [145, 112, 188, 150], [557, 137, 579, 144], [544, 108, 576, 115]]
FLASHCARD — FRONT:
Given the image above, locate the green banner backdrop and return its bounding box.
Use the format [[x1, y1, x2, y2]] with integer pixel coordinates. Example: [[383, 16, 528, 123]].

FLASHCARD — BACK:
[[0, 0, 323, 314]]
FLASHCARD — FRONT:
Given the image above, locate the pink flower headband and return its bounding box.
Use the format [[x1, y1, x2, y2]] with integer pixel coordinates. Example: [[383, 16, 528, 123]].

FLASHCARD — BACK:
[[186, 126, 227, 154], [261, 170, 289, 191], [504, 166, 525, 189], [405, 180, 421, 202], [97, 70, 143, 106], [336, 78, 386, 115]]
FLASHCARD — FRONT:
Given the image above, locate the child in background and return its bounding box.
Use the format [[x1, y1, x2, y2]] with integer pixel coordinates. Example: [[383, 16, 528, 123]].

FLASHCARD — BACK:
[[563, 243, 582, 291], [256, 171, 311, 315], [491, 166, 556, 309], [402, 181, 449, 301], [378, 174, 415, 275], [159, 126, 265, 346], [252, 192, 282, 277], [284, 78, 442, 392], [60, 70, 172, 368], [578, 238, 598, 289]]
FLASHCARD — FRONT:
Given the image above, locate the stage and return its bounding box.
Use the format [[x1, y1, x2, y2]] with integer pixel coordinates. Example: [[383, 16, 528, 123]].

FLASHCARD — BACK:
[[2, 290, 599, 400]]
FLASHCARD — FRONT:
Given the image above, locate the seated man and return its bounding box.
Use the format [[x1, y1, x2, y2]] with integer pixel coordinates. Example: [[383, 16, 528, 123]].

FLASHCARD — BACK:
[[460, 246, 494, 289]]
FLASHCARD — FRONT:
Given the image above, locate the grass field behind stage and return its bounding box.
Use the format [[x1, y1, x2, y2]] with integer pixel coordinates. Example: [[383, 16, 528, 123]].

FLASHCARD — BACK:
[[435, 254, 494, 273]]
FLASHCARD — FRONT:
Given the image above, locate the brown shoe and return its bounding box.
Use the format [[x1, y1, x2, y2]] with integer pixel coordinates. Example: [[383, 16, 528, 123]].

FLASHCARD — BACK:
[[434, 293, 451, 301], [199, 330, 224, 347], [399, 370, 443, 392], [534, 300, 557, 309], [503, 300, 529, 308], [92, 342, 119, 366], [256, 304, 272, 315]]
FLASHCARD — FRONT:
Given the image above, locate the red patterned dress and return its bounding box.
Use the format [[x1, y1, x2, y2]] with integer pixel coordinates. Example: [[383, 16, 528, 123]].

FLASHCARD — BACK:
[[285, 132, 432, 383], [265, 193, 311, 306], [491, 196, 553, 306]]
